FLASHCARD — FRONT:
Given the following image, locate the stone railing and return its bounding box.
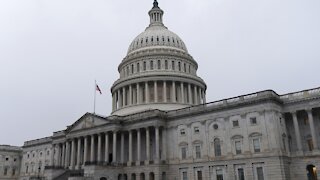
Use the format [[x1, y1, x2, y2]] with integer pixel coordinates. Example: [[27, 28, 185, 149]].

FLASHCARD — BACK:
[[280, 87, 320, 102], [167, 90, 279, 117], [0, 145, 22, 152], [24, 137, 52, 147]]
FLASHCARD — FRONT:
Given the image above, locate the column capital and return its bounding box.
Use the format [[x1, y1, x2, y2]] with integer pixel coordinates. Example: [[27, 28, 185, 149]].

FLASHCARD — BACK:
[[290, 110, 297, 115], [305, 108, 313, 113]]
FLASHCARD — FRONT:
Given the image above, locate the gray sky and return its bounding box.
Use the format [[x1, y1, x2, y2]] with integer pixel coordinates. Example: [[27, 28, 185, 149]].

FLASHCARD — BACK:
[[0, 0, 319, 146]]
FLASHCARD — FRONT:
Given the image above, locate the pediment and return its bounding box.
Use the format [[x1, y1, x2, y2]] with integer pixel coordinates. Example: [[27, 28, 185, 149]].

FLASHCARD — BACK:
[[67, 113, 108, 132]]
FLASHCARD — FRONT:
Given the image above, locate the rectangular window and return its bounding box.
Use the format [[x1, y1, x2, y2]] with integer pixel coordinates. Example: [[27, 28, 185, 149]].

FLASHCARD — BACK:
[[194, 127, 200, 133], [150, 61, 154, 70], [238, 168, 245, 180], [143, 62, 146, 71], [12, 168, 15, 176], [183, 172, 188, 180], [4, 167, 7, 175], [250, 117, 257, 125], [172, 61, 175, 70], [257, 167, 264, 180], [178, 62, 181, 71], [137, 63, 140, 72], [195, 145, 201, 159], [180, 129, 186, 135], [253, 139, 261, 153], [235, 141, 242, 154], [197, 171, 202, 180], [216, 169, 224, 180], [233, 120, 239, 127], [165, 60, 168, 69], [181, 147, 187, 159]]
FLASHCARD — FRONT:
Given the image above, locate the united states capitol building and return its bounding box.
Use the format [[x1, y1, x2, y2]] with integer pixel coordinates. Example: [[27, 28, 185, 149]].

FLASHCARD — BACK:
[[1, 1, 320, 180]]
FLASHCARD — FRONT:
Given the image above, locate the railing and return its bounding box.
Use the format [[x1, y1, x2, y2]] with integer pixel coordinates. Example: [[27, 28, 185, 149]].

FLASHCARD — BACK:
[[280, 87, 320, 102], [167, 90, 279, 117], [45, 166, 64, 170]]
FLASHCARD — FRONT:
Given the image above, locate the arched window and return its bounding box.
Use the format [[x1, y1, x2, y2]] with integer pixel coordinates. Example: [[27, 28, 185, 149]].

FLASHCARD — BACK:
[[131, 64, 134, 74], [214, 138, 221, 157], [158, 60, 161, 70]]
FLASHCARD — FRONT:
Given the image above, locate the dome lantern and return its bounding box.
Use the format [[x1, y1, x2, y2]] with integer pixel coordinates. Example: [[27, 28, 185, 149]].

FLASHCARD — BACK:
[[148, 0, 164, 27]]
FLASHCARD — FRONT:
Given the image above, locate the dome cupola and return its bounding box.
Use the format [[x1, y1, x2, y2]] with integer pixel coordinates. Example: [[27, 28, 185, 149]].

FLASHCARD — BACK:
[[111, 0, 207, 116]]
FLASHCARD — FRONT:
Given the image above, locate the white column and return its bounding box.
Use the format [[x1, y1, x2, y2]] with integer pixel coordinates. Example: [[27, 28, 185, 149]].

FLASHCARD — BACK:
[[137, 83, 140, 104], [128, 130, 132, 165], [145, 127, 150, 164], [292, 112, 302, 152], [56, 144, 61, 166], [203, 90, 207, 104], [136, 129, 141, 165], [83, 137, 88, 166], [113, 131, 117, 163], [145, 82, 149, 103], [90, 135, 95, 162], [105, 133, 109, 163], [161, 128, 167, 161], [181, 82, 185, 103], [194, 86, 198, 105], [188, 83, 192, 104], [172, 81, 176, 103], [71, 140, 76, 169], [122, 87, 126, 106], [307, 109, 318, 150], [97, 134, 102, 162], [76, 138, 81, 168], [199, 88, 203, 104], [154, 81, 158, 103], [129, 85, 133, 105], [163, 81, 167, 103], [155, 126, 160, 163], [60, 143, 66, 167], [118, 90, 122, 108], [121, 132, 125, 163], [112, 93, 116, 111], [64, 141, 69, 168], [51, 144, 56, 166]]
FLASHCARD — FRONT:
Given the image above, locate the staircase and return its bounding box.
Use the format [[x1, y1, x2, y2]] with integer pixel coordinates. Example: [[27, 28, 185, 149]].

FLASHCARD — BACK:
[[53, 169, 84, 180]]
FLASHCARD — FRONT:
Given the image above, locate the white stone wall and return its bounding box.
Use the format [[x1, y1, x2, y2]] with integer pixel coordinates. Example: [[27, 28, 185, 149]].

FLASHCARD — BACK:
[[0, 145, 21, 180], [19, 142, 52, 179]]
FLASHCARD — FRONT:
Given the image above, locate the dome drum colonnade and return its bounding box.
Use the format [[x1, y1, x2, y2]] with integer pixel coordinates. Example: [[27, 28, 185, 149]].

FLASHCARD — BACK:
[[111, 0, 207, 115]]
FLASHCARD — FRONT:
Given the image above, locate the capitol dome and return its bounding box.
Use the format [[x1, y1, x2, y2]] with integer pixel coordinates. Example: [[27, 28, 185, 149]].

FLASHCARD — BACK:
[[127, 26, 188, 55], [111, 0, 207, 115]]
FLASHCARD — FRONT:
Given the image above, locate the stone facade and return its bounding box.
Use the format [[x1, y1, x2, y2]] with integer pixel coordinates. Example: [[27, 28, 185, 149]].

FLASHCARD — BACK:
[[1, 1, 320, 180], [0, 145, 22, 180]]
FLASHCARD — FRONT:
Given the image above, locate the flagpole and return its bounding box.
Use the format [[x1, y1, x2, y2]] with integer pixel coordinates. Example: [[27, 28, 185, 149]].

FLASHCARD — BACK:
[[93, 80, 97, 114]]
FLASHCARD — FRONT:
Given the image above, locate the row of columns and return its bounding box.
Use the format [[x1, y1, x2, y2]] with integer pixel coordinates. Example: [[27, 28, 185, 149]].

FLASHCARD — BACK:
[[52, 127, 166, 169], [290, 108, 319, 152], [112, 81, 206, 111]]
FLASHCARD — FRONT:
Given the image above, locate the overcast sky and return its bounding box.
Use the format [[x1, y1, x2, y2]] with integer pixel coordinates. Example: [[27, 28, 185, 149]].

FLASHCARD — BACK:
[[0, 0, 319, 146]]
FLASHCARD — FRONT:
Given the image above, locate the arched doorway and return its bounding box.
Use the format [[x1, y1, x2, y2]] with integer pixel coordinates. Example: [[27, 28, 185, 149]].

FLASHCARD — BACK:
[[100, 177, 107, 180], [307, 165, 318, 180], [149, 172, 155, 180], [140, 173, 145, 180], [131, 173, 136, 180]]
